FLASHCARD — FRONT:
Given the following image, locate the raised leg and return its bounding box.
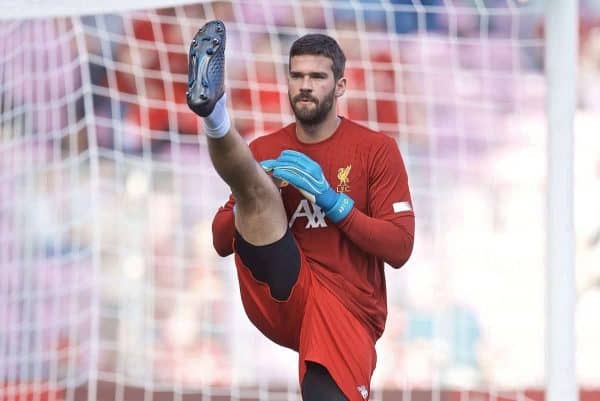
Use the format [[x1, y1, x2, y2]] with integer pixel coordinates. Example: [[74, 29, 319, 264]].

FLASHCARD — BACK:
[[187, 20, 287, 246]]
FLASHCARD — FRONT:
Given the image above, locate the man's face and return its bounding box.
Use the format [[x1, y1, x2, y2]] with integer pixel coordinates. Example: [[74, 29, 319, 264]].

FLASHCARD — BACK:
[[288, 55, 339, 125]]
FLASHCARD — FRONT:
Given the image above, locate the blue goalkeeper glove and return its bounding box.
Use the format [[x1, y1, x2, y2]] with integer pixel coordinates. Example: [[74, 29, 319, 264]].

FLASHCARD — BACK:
[[261, 150, 354, 223]]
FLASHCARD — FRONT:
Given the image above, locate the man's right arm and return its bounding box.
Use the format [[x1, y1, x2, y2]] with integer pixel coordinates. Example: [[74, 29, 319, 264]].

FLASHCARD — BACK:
[[212, 195, 236, 257], [212, 139, 267, 256]]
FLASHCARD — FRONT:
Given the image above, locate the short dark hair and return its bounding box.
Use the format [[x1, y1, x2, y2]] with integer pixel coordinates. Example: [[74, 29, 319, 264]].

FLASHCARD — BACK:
[[289, 34, 346, 80]]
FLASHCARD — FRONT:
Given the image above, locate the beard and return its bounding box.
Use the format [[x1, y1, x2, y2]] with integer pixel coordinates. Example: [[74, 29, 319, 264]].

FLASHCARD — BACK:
[[289, 88, 335, 126]]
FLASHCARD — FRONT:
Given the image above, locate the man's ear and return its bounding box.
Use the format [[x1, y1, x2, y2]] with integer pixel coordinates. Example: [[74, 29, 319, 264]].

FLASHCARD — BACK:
[[335, 77, 347, 98]]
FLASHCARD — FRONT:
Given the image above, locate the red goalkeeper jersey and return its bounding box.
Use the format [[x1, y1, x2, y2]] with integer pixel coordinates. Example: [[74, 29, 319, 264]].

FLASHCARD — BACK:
[[212, 117, 415, 339]]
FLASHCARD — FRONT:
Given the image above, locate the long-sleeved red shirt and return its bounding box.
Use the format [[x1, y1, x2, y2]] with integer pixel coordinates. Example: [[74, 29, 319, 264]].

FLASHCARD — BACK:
[[212, 117, 415, 339]]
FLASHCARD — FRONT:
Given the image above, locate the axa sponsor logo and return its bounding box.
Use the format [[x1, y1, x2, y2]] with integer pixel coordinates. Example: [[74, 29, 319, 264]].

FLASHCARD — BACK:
[[289, 199, 327, 229]]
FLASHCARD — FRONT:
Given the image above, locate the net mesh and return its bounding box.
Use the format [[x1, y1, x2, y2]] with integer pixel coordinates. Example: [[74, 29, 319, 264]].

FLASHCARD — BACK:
[[1, 1, 600, 401]]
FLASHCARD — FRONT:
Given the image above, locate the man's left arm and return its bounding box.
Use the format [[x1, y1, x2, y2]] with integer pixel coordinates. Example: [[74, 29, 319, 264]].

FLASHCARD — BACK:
[[263, 141, 415, 268], [336, 139, 415, 269], [336, 205, 414, 269]]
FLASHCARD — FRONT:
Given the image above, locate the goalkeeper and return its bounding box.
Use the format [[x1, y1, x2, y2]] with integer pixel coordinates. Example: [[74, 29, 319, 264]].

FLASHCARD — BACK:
[[187, 20, 415, 401]]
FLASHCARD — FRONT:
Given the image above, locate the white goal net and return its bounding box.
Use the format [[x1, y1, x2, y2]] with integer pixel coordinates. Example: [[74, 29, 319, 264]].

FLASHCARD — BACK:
[[1, 1, 600, 401]]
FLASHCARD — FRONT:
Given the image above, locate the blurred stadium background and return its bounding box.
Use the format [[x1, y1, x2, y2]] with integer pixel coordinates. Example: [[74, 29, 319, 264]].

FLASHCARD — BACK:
[[0, 0, 599, 400]]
